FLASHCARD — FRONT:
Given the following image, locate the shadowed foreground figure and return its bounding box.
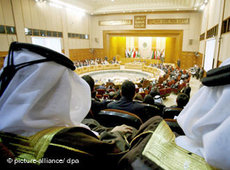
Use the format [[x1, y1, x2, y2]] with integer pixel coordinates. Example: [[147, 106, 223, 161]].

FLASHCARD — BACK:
[[0, 42, 136, 169]]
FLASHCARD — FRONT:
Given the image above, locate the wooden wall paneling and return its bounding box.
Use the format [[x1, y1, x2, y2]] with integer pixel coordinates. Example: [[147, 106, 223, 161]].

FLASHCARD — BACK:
[[217, 60, 222, 67], [94, 49, 104, 59], [0, 51, 7, 69], [0, 35, 9, 51], [69, 49, 92, 62], [181, 51, 203, 69], [0, 51, 8, 57], [198, 53, 203, 67]]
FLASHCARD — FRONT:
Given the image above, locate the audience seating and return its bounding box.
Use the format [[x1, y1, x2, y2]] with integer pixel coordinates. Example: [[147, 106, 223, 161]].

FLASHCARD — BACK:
[[165, 88, 172, 95], [160, 88, 171, 98], [103, 94, 109, 99], [95, 109, 143, 129], [108, 89, 115, 92], [153, 102, 166, 113], [163, 107, 182, 119], [96, 89, 106, 95], [139, 92, 146, 99], [96, 94, 103, 99], [159, 88, 166, 96], [141, 103, 162, 120], [171, 88, 180, 94], [164, 119, 184, 135]]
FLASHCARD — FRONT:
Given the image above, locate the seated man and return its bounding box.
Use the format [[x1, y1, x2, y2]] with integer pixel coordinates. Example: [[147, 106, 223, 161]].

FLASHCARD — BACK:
[[149, 88, 163, 104], [143, 94, 155, 105], [175, 58, 230, 169], [170, 93, 189, 109], [182, 83, 191, 99], [107, 80, 157, 122], [163, 93, 189, 119], [119, 59, 230, 170], [81, 75, 108, 117], [0, 42, 134, 169]]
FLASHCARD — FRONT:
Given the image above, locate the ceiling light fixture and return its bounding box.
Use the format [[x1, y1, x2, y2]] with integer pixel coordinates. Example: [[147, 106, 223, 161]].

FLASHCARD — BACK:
[[49, 0, 86, 13], [34, 0, 47, 2], [49, 2, 63, 8]]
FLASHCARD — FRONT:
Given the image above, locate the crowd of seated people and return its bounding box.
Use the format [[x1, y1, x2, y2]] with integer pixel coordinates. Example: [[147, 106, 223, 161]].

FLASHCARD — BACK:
[[189, 64, 205, 80], [74, 57, 119, 68], [0, 42, 229, 169], [148, 63, 191, 98], [82, 72, 192, 124]]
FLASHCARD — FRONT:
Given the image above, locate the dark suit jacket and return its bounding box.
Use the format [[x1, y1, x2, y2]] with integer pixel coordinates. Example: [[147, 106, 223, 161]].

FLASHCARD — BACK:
[[86, 99, 108, 118], [107, 96, 147, 121]]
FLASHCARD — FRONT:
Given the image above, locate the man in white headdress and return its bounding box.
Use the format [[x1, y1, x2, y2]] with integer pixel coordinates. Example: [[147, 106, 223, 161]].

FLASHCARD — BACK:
[[0, 42, 133, 168], [176, 58, 230, 169], [119, 58, 230, 170], [0, 42, 91, 137]]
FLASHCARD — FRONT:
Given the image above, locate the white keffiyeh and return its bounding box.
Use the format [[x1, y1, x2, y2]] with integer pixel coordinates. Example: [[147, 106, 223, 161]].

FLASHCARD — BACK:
[[0, 48, 91, 137], [176, 58, 230, 169]]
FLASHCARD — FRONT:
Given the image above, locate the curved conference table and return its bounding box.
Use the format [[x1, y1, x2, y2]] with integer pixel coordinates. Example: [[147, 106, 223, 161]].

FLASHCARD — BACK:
[[74, 63, 167, 76], [74, 63, 169, 86]]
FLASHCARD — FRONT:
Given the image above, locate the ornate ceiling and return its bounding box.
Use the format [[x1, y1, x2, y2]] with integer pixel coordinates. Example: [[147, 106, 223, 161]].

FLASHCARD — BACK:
[[61, 0, 207, 14]]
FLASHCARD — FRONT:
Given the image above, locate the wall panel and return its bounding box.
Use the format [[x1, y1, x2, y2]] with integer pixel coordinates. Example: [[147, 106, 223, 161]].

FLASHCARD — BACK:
[[69, 49, 92, 62], [1, 0, 14, 26], [224, 0, 230, 19], [21, 0, 32, 28], [181, 51, 202, 69]]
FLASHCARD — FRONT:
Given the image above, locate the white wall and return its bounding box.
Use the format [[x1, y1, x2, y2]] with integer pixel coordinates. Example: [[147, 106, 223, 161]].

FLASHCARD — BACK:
[[90, 12, 202, 52], [0, 0, 90, 53], [199, 0, 230, 64]]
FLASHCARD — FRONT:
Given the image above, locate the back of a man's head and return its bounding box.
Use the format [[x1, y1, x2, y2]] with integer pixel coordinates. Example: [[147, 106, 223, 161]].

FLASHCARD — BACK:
[[176, 93, 189, 108], [82, 75, 95, 93], [121, 80, 135, 100], [150, 88, 160, 97]]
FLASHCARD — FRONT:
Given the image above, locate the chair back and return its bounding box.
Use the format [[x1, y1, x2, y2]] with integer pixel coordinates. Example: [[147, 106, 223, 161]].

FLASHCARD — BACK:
[[96, 109, 143, 129], [164, 119, 185, 135], [97, 89, 106, 95], [141, 103, 162, 120], [163, 107, 182, 119]]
